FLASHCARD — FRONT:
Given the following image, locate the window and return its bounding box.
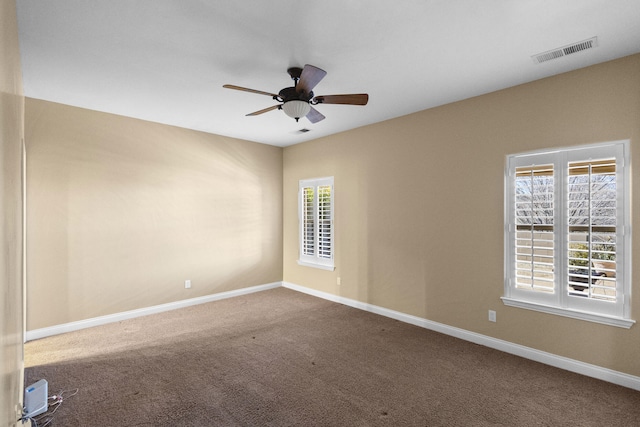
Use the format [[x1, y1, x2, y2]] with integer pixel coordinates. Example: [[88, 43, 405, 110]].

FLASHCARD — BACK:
[[503, 141, 633, 328], [298, 177, 334, 270]]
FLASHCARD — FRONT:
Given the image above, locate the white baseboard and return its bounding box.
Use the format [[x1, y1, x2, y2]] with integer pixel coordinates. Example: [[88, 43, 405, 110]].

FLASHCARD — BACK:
[[282, 281, 640, 392], [25, 282, 281, 342]]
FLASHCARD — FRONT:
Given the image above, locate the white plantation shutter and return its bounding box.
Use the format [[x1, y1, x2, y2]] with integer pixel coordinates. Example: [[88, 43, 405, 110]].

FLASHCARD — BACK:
[[567, 159, 617, 301], [514, 165, 555, 294], [317, 185, 332, 259], [298, 177, 334, 270], [504, 141, 632, 327], [302, 186, 315, 256]]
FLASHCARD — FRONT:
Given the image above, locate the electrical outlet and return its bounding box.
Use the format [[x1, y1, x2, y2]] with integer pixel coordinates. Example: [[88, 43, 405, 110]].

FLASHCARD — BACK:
[[488, 310, 497, 322], [337, 277, 341, 286], [185, 280, 191, 289]]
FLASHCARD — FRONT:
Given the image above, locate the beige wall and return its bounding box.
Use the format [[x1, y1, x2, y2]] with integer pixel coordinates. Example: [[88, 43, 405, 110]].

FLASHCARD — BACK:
[[26, 99, 283, 330], [283, 54, 640, 377], [1, 0, 25, 424]]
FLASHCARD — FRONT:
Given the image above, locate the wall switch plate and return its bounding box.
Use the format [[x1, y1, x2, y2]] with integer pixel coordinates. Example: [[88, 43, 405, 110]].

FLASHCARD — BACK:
[[185, 280, 191, 289], [488, 310, 497, 322], [337, 277, 341, 285]]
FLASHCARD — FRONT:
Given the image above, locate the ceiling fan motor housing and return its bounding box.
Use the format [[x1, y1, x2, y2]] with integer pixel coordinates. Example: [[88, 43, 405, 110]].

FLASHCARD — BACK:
[[278, 87, 313, 102]]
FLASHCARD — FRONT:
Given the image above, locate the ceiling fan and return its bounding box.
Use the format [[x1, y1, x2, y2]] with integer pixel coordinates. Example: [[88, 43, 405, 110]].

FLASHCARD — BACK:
[[223, 64, 368, 123]]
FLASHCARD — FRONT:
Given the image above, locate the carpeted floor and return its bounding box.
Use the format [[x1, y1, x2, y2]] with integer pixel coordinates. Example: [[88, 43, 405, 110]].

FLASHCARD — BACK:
[[24, 287, 640, 426]]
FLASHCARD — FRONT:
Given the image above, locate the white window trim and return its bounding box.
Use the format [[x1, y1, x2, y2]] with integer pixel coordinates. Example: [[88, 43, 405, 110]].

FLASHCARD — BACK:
[[501, 297, 634, 328], [298, 177, 335, 271], [297, 259, 335, 271], [503, 140, 634, 328]]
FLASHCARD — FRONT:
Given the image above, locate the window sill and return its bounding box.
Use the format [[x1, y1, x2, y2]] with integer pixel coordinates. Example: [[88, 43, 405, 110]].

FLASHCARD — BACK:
[[501, 297, 635, 329], [297, 260, 335, 271]]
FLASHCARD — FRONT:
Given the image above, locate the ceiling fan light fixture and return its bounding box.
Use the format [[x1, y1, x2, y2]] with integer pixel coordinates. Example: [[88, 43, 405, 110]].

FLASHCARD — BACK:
[[282, 100, 310, 121]]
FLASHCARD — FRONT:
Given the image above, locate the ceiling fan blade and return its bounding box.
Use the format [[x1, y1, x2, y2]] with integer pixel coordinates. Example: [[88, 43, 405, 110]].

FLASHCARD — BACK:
[[246, 105, 281, 116], [223, 84, 278, 98], [306, 106, 325, 124], [296, 64, 327, 96], [314, 94, 369, 106]]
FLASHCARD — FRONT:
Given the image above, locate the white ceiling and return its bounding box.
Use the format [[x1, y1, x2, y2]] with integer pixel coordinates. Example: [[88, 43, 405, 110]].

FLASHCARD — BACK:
[[16, 0, 640, 147]]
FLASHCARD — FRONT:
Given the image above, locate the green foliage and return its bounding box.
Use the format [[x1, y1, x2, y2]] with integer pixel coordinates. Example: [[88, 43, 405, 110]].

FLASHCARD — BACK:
[[592, 243, 616, 260], [569, 243, 589, 267], [569, 241, 616, 268]]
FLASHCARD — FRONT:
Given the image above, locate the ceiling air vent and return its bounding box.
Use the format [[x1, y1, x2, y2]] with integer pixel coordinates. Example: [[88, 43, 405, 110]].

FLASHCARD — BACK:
[[532, 37, 598, 64], [296, 128, 311, 134]]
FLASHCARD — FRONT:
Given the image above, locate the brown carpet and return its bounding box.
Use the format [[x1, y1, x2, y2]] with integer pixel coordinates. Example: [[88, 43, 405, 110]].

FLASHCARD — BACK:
[[25, 287, 640, 426]]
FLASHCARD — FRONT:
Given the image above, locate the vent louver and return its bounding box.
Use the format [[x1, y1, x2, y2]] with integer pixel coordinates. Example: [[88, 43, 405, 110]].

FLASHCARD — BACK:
[[532, 37, 598, 64]]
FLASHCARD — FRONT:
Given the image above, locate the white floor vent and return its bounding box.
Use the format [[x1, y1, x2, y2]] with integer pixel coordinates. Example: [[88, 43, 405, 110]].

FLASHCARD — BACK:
[[532, 37, 598, 64]]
